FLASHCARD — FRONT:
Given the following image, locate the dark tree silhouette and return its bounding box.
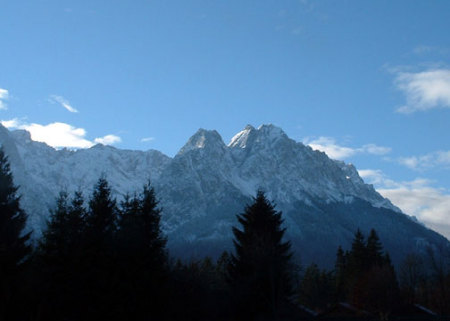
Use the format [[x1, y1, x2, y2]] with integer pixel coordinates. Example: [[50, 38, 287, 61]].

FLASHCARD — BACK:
[[37, 190, 87, 320], [335, 245, 347, 299], [81, 176, 119, 320], [335, 229, 400, 317], [228, 190, 293, 320], [0, 148, 31, 319], [115, 182, 168, 319], [86, 176, 117, 244], [366, 229, 384, 267], [298, 263, 335, 312], [39, 191, 71, 260]]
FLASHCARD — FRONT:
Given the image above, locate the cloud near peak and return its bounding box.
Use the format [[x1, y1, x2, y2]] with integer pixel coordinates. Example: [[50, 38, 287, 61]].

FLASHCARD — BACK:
[[359, 168, 450, 239], [1, 119, 120, 149], [0, 88, 9, 110], [304, 136, 391, 160], [94, 135, 121, 145], [394, 68, 450, 113]]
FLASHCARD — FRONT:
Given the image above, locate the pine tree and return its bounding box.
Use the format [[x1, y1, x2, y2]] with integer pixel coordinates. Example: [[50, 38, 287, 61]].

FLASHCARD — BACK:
[[81, 176, 119, 320], [0, 148, 31, 319], [39, 190, 86, 261], [115, 182, 168, 319], [228, 190, 293, 320], [66, 190, 86, 246], [299, 263, 335, 312], [139, 182, 166, 261], [0, 148, 31, 271], [85, 176, 117, 246], [349, 229, 366, 273], [335, 245, 347, 299], [118, 182, 166, 267], [38, 190, 87, 320], [337, 229, 400, 314], [366, 228, 383, 266], [39, 191, 70, 261]]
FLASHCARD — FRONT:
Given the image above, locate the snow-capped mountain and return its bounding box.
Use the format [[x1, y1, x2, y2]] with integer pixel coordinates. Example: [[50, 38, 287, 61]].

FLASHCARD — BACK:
[[0, 124, 447, 266]]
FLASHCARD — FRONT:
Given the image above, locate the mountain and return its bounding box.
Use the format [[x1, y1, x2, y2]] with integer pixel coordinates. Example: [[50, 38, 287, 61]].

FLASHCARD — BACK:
[[0, 123, 447, 266]]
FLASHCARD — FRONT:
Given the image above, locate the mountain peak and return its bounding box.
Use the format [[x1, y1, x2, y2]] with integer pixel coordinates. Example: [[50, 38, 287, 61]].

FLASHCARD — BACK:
[[256, 124, 287, 139], [10, 129, 32, 142], [228, 124, 256, 148], [229, 124, 288, 148], [178, 128, 225, 155]]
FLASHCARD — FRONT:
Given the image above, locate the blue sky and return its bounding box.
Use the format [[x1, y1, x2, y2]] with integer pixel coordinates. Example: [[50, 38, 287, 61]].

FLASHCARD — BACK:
[[1, 0, 450, 238]]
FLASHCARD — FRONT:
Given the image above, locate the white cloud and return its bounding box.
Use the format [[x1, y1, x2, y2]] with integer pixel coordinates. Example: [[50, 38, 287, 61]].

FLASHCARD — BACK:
[[306, 137, 356, 159], [398, 150, 450, 170], [1, 118, 20, 128], [1, 118, 121, 149], [362, 144, 392, 155], [304, 137, 391, 160], [379, 186, 450, 240], [49, 95, 78, 113], [358, 169, 386, 185], [20, 122, 92, 148], [140, 137, 155, 143], [394, 68, 450, 113], [359, 169, 450, 239], [94, 135, 121, 145], [0, 88, 9, 110]]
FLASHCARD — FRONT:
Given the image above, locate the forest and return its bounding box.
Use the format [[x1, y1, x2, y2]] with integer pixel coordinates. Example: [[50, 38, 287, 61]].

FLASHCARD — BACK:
[[1, 148, 450, 321]]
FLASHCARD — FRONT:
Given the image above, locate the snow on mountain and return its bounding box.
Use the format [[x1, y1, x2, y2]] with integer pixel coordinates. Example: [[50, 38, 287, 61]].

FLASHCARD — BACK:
[[0, 123, 447, 265]]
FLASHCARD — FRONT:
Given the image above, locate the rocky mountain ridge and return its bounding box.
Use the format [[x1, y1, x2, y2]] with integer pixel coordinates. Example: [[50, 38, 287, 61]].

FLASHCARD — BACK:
[[0, 123, 447, 265]]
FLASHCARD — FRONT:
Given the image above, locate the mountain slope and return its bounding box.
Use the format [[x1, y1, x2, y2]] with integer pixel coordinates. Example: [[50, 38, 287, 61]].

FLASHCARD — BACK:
[[0, 123, 447, 266]]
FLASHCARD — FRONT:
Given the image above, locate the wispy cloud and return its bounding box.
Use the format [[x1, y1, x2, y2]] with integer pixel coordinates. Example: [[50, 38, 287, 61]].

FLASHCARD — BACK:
[[0, 88, 9, 110], [1, 119, 121, 149], [94, 135, 121, 145], [398, 150, 450, 170], [359, 169, 450, 239], [0, 118, 20, 128], [49, 95, 79, 113], [394, 68, 450, 113], [379, 184, 450, 240], [140, 137, 155, 143], [304, 136, 391, 160], [412, 45, 449, 56]]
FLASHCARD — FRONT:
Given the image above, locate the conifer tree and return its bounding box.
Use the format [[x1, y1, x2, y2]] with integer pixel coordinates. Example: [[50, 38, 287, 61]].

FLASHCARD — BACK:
[[118, 182, 166, 267], [349, 229, 366, 273], [38, 190, 87, 320], [115, 182, 168, 319], [66, 190, 86, 245], [39, 191, 70, 261], [336, 229, 400, 314], [85, 176, 117, 246], [82, 176, 119, 320], [366, 228, 383, 266], [335, 245, 347, 298], [228, 190, 293, 320], [0, 148, 31, 271], [0, 148, 31, 319], [299, 263, 335, 312], [39, 190, 86, 264]]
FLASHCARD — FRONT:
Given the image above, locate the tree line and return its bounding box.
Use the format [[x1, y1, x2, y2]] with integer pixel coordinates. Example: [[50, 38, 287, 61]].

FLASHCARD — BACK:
[[1, 148, 450, 320]]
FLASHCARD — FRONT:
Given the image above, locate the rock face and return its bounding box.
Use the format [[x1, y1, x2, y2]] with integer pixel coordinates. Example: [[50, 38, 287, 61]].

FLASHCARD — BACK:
[[0, 124, 447, 266]]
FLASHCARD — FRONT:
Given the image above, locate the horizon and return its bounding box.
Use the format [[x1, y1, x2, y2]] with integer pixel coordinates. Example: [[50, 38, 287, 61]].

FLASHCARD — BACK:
[[0, 1, 449, 239]]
